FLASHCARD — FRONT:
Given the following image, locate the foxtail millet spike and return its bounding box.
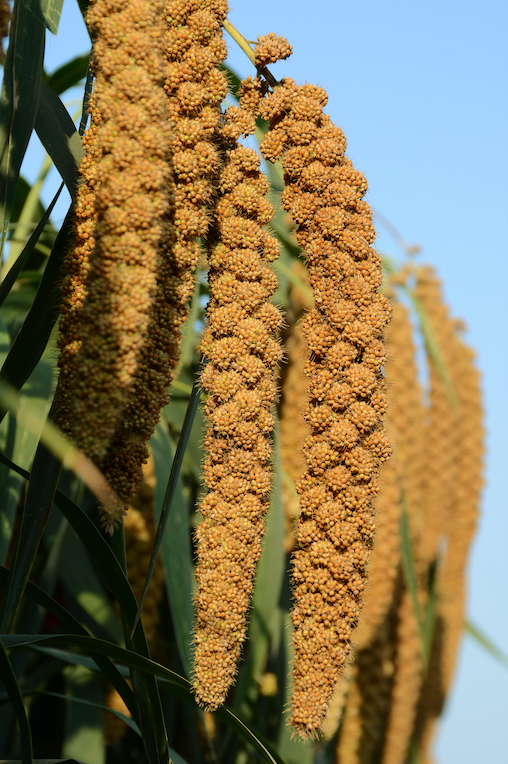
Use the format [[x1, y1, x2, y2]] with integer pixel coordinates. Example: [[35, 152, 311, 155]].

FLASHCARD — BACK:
[[192, 83, 284, 712], [335, 611, 398, 764], [414, 319, 484, 763], [97, 0, 233, 515], [334, 297, 426, 758], [258, 78, 392, 737], [414, 266, 461, 565], [373, 297, 427, 764], [163, 0, 229, 290], [56, 0, 174, 516], [56, 99, 102, 447], [380, 587, 422, 764]]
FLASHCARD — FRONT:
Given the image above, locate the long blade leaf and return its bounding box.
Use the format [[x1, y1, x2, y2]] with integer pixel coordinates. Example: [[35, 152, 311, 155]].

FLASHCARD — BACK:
[[40, 0, 65, 35], [0, 438, 61, 633], [34, 82, 83, 199], [466, 620, 508, 670], [44, 54, 90, 96], [0, 206, 73, 423], [0, 0, 45, 258], [0, 183, 64, 310], [52, 492, 170, 764], [5, 635, 287, 764], [0, 638, 33, 764], [0, 564, 137, 720], [400, 503, 428, 669], [150, 421, 194, 677]]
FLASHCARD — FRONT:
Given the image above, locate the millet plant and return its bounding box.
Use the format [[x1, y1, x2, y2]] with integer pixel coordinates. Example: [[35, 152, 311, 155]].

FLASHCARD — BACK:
[[0, 2, 490, 763]]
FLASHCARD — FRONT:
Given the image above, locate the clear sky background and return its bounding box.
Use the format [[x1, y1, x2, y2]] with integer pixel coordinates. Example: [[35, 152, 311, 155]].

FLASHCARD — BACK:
[[21, 0, 508, 760]]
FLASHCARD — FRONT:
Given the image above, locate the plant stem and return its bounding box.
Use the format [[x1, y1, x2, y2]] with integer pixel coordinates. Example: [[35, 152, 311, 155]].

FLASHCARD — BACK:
[[223, 19, 278, 89]]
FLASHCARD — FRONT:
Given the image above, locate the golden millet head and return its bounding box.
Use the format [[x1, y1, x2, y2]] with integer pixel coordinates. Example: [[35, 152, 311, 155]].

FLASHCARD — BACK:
[[254, 32, 293, 67]]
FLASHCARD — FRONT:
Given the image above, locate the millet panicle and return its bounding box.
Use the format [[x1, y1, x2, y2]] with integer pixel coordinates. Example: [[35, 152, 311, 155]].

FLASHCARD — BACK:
[[192, 80, 283, 711], [258, 76, 392, 736], [56, 0, 176, 530]]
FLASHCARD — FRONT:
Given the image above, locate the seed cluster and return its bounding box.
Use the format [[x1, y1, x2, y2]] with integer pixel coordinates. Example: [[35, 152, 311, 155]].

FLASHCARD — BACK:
[[254, 33, 293, 68], [413, 269, 484, 761], [258, 78, 392, 736], [415, 267, 461, 565], [380, 589, 421, 764], [55, 0, 178, 528], [335, 617, 397, 764], [435, 334, 483, 698], [58, 0, 173, 461], [335, 299, 424, 755], [192, 87, 283, 711], [163, 0, 229, 278], [377, 301, 426, 764], [98, 0, 232, 515], [56, 100, 102, 448]]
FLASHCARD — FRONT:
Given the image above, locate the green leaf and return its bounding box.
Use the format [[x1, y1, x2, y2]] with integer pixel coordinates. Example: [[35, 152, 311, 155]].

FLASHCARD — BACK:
[[35, 82, 84, 199], [0, 358, 52, 565], [40, 0, 65, 35], [150, 420, 194, 678], [250, 426, 285, 652], [0, 312, 12, 561], [0, 439, 61, 633], [0, 559, 137, 721], [0, 0, 45, 258], [466, 620, 508, 670], [0, 182, 63, 310], [59, 530, 124, 644], [8, 689, 141, 737], [63, 665, 105, 764], [0, 205, 73, 423], [0, 637, 33, 764], [52, 491, 170, 764], [44, 54, 90, 96], [2, 151, 56, 278], [5, 634, 287, 764], [400, 504, 428, 669]]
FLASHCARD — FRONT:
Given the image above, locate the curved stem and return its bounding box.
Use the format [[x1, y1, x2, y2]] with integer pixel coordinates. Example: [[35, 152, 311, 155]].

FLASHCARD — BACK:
[[223, 19, 278, 90]]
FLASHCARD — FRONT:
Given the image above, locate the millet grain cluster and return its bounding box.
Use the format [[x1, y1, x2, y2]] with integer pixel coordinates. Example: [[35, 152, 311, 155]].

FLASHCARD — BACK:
[[414, 267, 461, 565], [163, 0, 229, 278], [413, 269, 484, 761], [99, 0, 233, 512], [56, 0, 175, 527], [334, 299, 425, 759], [258, 79, 392, 735], [378, 300, 426, 764], [192, 83, 284, 711]]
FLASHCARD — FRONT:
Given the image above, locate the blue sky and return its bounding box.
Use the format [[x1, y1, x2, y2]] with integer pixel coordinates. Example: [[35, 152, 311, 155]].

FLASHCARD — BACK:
[[22, 0, 508, 760]]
